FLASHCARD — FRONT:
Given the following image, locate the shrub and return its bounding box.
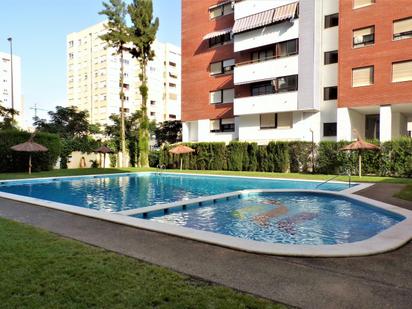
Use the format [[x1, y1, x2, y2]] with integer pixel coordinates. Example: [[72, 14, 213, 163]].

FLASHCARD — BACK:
[[247, 143, 258, 171], [0, 130, 61, 172], [267, 142, 289, 173], [227, 142, 247, 171], [288, 141, 314, 173], [149, 150, 160, 167]]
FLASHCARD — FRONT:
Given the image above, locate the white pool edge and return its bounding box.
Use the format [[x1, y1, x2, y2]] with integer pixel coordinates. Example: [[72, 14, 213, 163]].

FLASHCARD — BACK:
[[0, 173, 410, 257]]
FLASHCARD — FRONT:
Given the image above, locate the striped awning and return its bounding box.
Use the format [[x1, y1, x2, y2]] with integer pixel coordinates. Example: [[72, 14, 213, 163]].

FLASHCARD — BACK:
[[203, 27, 232, 40], [232, 2, 298, 34]]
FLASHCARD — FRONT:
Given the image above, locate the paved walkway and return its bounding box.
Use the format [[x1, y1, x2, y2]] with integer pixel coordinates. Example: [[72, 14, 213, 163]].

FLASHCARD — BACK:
[[0, 184, 411, 309], [355, 183, 412, 210]]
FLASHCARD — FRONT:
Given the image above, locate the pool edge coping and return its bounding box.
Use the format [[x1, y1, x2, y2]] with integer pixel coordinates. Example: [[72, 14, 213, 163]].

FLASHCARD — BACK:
[[0, 177, 411, 257]]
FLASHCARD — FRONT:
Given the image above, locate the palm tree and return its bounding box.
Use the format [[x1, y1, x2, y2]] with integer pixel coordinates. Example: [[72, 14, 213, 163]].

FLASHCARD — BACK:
[[127, 0, 159, 167], [99, 0, 129, 167]]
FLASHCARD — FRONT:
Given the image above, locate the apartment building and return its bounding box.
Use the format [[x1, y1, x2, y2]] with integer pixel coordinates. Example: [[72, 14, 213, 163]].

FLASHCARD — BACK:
[[337, 0, 412, 141], [182, 0, 339, 143], [67, 22, 181, 126], [0, 51, 23, 126], [182, 0, 412, 143]]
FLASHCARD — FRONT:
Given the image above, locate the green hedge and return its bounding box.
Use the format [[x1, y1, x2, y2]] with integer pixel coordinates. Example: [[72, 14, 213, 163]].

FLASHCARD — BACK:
[[158, 138, 412, 177], [0, 130, 61, 172]]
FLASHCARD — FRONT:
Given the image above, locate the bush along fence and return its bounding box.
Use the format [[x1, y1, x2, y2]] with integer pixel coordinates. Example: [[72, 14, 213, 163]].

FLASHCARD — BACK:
[[156, 137, 412, 177], [0, 130, 61, 173]]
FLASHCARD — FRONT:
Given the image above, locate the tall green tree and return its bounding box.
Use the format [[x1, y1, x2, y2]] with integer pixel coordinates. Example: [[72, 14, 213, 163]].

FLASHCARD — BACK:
[[128, 0, 159, 167], [99, 0, 129, 167], [34, 106, 99, 139], [0, 103, 19, 130], [154, 120, 182, 146]]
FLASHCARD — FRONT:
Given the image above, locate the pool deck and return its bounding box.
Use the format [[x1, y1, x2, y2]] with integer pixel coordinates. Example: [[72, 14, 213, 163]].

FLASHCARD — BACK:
[[0, 182, 411, 309]]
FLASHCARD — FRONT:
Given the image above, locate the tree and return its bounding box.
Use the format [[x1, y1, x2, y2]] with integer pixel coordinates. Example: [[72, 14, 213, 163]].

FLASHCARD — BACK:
[[105, 111, 156, 166], [0, 104, 19, 130], [34, 106, 101, 168], [128, 0, 159, 167], [99, 0, 129, 167], [34, 106, 100, 138], [154, 120, 182, 146]]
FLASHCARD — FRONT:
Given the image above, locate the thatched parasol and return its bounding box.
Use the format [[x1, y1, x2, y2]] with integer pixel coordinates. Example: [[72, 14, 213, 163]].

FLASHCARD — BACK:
[[94, 145, 113, 168], [169, 145, 195, 170], [340, 130, 380, 177], [11, 134, 48, 174]]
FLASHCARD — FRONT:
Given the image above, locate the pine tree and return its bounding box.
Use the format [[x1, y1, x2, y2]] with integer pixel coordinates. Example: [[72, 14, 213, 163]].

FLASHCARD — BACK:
[[128, 0, 159, 167], [99, 0, 129, 167]]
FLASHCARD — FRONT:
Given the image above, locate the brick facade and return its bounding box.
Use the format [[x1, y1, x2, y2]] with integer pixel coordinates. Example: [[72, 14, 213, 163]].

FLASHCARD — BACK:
[[338, 0, 412, 108], [182, 0, 235, 121]]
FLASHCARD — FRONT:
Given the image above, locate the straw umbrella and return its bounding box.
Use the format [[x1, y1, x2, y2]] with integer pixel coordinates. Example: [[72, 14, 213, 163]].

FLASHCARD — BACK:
[[169, 145, 195, 170], [11, 135, 48, 174], [340, 130, 380, 177], [95, 145, 114, 168]]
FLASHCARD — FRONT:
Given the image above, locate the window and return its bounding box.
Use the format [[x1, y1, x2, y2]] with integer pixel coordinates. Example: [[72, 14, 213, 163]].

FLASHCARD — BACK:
[[209, 2, 233, 19], [352, 66, 374, 87], [169, 114, 177, 119], [68, 40, 74, 47], [209, 32, 232, 48], [365, 114, 380, 139], [209, 59, 234, 75], [169, 61, 176, 67], [277, 39, 298, 58], [392, 60, 412, 82], [325, 14, 339, 28], [209, 88, 234, 104], [393, 17, 412, 40], [323, 123, 337, 137], [353, 0, 375, 9], [169, 83, 176, 88], [150, 112, 155, 116], [324, 50, 338, 65], [169, 93, 178, 100], [353, 26, 375, 48], [252, 82, 273, 96], [68, 53, 74, 60], [324, 86, 338, 100], [251, 75, 298, 96], [260, 113, 292, 129], [252, 49, 274, 63], [276, 75, 298, 93], [169, 72, 178, 79], [210, 118, 235, 132], [223, 59, 235, 73], [150, 100, 156, 105]]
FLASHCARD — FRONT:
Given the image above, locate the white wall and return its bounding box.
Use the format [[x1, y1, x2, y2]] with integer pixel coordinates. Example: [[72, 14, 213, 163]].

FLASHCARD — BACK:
[[234, 21, 299, 52], [234, 55, 298, 85], [235, 0, 298, 20], [238, 111, 321, 144], [234, 92, 298, 115]]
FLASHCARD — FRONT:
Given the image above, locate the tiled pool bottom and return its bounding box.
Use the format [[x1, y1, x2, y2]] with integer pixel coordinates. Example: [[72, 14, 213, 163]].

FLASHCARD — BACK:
[[0, 173, 354, 212], [135, 191, 405, 246]]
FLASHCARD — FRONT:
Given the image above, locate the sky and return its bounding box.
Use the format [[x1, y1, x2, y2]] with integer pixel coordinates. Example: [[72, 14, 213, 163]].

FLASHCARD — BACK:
[[0, 0, 181, 127]]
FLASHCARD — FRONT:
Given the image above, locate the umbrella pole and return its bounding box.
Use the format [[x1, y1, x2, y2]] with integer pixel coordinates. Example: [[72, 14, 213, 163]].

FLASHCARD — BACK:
[[104, 153, 106, 169], [358, 151, 362, 178], [29, 154, 32, 174], [180, 157, 183, 171]]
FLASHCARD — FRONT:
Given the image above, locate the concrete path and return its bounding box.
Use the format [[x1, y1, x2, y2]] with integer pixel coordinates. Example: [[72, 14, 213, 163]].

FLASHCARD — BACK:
[[0, 192, 411, 309], [355, 183, 412, 210]]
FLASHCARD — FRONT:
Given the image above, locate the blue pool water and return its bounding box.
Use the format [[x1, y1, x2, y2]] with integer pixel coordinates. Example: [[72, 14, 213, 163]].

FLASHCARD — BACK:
[[0, 173, 352, 212], [143, 192, 404, 245]]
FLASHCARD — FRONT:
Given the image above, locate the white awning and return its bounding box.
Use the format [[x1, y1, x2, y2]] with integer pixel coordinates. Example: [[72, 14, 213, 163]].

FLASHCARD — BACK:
[[203, 27, 232, 40], [232, 2, 298, 34]]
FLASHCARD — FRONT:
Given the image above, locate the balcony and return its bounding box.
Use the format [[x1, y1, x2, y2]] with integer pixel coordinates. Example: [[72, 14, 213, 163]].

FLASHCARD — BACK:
[[234, 91, 298, 116], [234, 55, 298, 85], [234, 20, 299, 52]]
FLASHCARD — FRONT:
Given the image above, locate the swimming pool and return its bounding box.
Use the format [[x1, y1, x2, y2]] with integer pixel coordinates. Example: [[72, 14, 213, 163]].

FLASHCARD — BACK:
[[140, 191, 404, 245], [0, 172, 353, 212], [0, 172, 411, 256]]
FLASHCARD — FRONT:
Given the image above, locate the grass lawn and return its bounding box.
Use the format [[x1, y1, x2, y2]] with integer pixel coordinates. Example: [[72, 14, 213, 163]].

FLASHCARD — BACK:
[[1, 167, 412, 185], [0, 217, 285, 308]]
